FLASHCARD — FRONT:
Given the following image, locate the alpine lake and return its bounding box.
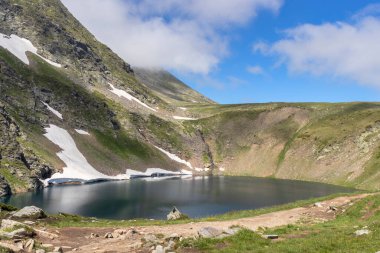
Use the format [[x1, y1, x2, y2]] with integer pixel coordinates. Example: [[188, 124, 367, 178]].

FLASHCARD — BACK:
[[1, 176, 355, 220]]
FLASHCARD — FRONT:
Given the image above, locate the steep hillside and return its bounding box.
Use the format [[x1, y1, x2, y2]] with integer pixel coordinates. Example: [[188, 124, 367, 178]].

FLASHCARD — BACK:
[[184, 102, 380, 189], [134, 68, 214, 105]]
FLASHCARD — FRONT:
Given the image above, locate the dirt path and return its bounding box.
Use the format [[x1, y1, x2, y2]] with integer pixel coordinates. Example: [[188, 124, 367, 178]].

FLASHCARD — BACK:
[[36, 193, 369, 253]]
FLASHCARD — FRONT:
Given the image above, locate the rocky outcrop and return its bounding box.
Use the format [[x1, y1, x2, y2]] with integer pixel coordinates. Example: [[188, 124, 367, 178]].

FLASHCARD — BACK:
[[0, 104, 53, 195]]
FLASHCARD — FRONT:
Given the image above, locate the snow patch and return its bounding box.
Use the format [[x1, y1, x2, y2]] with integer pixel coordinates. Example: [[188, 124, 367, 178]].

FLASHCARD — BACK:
[[173, 116, 197, 120], [75, 129, 90, 135], [42, 102, 63, 120], [154, 146, 193, 169], [43, 124, 129, 182], [0, 33, 62, 67], [108, 83, 157, 112], [126, 168, 192, 178]]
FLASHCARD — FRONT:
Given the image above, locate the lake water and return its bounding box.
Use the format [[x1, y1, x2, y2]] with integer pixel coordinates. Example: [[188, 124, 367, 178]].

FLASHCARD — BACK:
[[1, 176, 354, 220]]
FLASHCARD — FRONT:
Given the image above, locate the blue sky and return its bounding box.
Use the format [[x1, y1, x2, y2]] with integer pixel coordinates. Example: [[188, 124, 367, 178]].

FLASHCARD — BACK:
[[62, 0, 380, 104]]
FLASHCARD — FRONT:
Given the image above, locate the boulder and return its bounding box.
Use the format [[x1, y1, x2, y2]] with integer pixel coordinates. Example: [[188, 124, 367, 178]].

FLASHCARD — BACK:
[[198, 227, 224, 238], [12, 206, 46, 219], [167, 206, 184, 220]]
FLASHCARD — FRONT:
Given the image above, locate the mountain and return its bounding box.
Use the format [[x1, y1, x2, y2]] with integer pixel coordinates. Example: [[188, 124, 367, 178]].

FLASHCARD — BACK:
[[1, 0, 380, 196], [134, 67, 214, 105]]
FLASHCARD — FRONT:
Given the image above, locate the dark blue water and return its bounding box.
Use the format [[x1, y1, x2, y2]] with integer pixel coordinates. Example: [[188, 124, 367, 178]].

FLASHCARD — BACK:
[[1, 176, 354, 220]]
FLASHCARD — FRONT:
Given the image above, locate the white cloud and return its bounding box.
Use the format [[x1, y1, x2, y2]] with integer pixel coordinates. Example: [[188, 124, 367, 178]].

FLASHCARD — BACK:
[[257, 15, 380, 88], [247, 65, 264, 75], [61, 0, 282, 74]]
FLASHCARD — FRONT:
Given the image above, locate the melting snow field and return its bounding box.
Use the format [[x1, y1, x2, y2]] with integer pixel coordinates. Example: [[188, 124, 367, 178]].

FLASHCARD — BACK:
[[126, 168, 192, 178], [108, 83, 157, 112], [154, 145, 193, 169], [43, 124, 189, 185], [43, 124, 128, 183], [0, 33, 62, 67], [173, 116, 197, 120], [42, 102, 63, 120]]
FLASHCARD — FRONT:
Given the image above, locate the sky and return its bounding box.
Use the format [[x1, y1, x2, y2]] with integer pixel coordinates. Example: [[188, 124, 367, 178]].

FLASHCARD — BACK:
[[61, 0, 380, 104]]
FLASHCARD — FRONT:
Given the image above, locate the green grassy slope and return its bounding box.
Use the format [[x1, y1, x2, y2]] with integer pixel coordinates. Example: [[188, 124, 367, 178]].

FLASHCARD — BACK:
[[180, 194, 380, 253]]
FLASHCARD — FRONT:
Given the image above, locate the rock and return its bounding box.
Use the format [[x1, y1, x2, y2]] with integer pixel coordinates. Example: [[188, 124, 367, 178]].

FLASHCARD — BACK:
[[314, 202, 323, 208], [165, 233, 180, 241], [198, 227, 224, 238], [0, 227, 35, 239], [143, 233, 158, 243], [53, 246, 63, 253], [0, 175, 11, 197], [41, 244, 54, 250], [329, 206, 338, 211], [224, 227, 241, 235], [152, 245, 164, 253], [90, 233, 99, 238], [262, 234, 279, 239], [23, 221, 36, 225], [167, 206, 183, 220], [113, 229, 128, 235], [12, 206, 46, 219], [1, 219, 26, 230], [0, 242, 22, 252], [104, 232, 113, 238], [354, 229, 370, 236], [24, 238, 35, 251], [36, 249, 46, 253]]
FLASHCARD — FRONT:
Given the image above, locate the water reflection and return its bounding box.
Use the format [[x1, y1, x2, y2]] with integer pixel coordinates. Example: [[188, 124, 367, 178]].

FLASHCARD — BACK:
[[1, 176, 354, 220]]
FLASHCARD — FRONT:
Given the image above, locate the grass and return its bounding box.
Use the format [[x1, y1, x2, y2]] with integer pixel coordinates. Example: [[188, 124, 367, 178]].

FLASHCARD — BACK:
[[179, 194, 380, 253], [0, 160, 29, 193]]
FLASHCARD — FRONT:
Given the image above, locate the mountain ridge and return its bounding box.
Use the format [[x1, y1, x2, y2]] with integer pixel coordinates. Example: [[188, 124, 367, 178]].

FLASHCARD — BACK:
[[1, 0, 380, 196]]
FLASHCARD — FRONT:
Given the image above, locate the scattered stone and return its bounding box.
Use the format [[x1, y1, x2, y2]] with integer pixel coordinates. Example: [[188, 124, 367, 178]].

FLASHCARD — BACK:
[[167, 206, 184, 220], [0, 242, 21, 252], [24, 238, 35, 251], [165, 233, 180, 241], [262, 234, 279, 239], [329, 206, 338, 211], [152, 245, 164, 253], [104, 232, 113, 238], [41, 243, 54, 250], [354, 229, 370, 236], [314, 202, 323, 208], [90, 233, 99, 238], [143, 234, 158, 243], [12, 206, 46, 219], [198, 227, 224, 238], [53, 246, 63, 253], [23, 221, 36, 225], [224, 227, 241, 235], [113, 229, 128, 235]]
